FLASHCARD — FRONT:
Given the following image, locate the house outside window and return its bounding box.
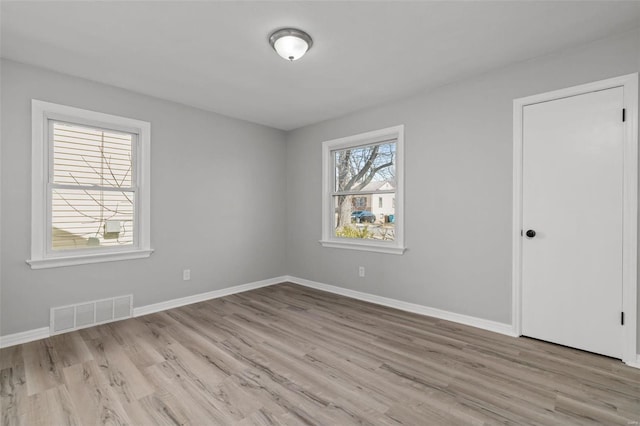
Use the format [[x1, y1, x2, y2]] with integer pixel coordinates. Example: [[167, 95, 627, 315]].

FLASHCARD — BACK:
[[321, 125, 405, 254], [28, 100, 152, 269]]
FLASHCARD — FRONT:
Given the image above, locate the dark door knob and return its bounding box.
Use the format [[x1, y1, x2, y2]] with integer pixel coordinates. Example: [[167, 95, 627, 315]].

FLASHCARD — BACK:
[[526, 229, 536, 238]]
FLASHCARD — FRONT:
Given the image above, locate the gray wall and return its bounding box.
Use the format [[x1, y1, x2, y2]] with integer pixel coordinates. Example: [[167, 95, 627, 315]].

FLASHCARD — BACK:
[[285, 29, 640, 340], [2, 28, 639, 350], [0, 59, 287, 335]]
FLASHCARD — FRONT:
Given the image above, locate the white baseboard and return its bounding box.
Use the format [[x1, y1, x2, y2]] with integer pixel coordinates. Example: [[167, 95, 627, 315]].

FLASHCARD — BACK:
[[0, 327, 50, 348], [133, 275, 287, 317], [0, 276, 287, 348], [625, 355, 640, 369], [284, 275, 518, 337]]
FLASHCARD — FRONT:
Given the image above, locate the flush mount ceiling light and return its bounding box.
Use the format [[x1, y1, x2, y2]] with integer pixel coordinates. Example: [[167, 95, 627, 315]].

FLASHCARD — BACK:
[[269, 28, 313, 61]]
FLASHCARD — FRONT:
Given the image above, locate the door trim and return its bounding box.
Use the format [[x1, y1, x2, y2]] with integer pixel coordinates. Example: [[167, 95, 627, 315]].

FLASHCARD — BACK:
[[512, 73, 638, 365]]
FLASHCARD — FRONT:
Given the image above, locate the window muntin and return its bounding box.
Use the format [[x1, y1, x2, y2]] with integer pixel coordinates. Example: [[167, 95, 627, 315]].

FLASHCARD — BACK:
[[50, 121, 136, 251]]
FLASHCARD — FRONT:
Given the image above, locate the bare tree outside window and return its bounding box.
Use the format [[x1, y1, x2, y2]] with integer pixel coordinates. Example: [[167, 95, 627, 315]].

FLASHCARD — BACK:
[[333, 141, 396, 240]]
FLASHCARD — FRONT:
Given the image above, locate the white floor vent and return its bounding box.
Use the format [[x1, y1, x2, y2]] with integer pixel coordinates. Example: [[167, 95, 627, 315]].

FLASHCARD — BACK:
[[50, 295, 133, 335]]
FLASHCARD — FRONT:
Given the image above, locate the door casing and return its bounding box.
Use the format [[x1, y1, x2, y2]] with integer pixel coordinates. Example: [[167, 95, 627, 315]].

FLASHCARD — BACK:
[[512, 73, 638, 365]]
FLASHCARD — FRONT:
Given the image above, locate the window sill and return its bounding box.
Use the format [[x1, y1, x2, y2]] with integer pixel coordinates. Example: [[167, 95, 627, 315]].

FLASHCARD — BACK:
[[26, 249, 154, 269], [319, 240, 406, 255]]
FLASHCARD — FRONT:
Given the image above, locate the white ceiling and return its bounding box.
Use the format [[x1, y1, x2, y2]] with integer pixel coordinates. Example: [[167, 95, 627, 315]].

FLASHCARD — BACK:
[[2, 1, 639, 130]]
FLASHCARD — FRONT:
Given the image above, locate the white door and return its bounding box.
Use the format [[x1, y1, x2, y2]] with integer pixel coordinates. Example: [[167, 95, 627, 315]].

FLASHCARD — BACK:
[[521, 87, 624, 359]]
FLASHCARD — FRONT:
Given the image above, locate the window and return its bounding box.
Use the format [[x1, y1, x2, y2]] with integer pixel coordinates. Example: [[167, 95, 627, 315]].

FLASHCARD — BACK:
[[354, 197, 367, 208], [321, 125, 405, 254], [28, 100, 152, 269]]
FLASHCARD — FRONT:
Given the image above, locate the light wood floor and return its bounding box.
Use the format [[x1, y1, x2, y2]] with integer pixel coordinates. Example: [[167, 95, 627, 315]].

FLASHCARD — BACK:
[[1, 283, 639, 425]]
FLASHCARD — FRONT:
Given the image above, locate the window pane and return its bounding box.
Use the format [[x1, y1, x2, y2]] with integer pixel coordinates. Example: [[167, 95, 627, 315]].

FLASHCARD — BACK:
[[53, 121, 133, 188], [52, 188, 134, 250], [332, 194, 395, 241], [333, 141, 395, 193]]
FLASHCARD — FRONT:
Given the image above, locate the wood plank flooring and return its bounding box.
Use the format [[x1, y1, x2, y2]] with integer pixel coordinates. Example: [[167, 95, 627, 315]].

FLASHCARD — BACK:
[[2, 282, 639, 425]]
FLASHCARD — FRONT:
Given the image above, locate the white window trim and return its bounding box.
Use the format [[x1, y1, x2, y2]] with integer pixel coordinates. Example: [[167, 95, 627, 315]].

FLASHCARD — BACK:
[[320, 125, 406, 255], [28, 100, 153, 269]]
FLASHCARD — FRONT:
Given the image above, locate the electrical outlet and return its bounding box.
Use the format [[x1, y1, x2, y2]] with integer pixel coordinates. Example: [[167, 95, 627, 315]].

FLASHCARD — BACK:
[[358, 266, 365, 277], [183, 269, 191, 281]]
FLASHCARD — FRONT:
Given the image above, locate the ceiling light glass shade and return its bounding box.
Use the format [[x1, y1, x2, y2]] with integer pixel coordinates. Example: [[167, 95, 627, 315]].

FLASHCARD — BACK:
[[269, 28, 313, 61]]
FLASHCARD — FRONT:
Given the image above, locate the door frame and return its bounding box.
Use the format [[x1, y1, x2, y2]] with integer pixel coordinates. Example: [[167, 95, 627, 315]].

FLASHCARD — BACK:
[[512, 73, 638, 365]]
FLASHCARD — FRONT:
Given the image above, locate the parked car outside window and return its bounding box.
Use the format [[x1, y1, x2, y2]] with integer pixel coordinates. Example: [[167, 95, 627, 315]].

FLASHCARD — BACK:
[[351, 210, 376, 223]]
